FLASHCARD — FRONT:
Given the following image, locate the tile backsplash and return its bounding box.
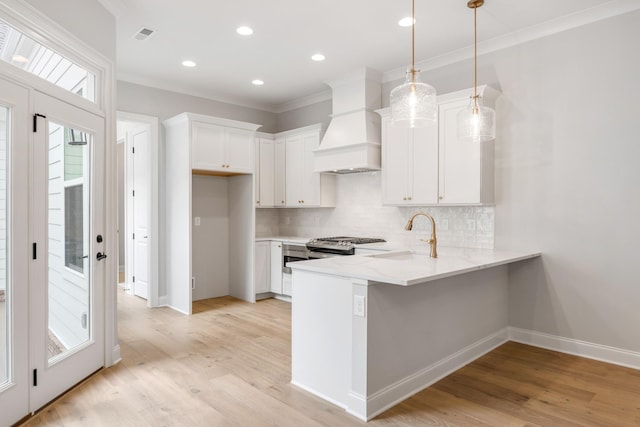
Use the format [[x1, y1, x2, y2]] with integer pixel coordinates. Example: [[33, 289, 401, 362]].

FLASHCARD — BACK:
[[256, 172, 494, 249]]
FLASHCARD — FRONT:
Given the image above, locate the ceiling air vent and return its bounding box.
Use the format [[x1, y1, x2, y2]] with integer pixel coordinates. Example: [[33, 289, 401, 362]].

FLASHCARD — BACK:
[[132, 27, 155, 41]]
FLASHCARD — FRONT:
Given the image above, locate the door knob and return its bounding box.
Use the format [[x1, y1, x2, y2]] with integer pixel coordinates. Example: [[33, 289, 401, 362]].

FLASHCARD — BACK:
[[96, 252, 108, 261]]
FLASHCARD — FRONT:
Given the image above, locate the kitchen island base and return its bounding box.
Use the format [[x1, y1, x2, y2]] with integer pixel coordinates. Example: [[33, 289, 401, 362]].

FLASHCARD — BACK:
[[291, 265, 511, 421]]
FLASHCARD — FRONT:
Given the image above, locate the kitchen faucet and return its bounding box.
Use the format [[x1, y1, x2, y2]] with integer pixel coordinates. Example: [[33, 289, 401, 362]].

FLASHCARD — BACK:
[[404, 211, 438, 258]]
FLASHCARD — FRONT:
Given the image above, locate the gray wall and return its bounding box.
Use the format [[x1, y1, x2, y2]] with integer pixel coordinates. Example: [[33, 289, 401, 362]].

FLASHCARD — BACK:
[[25, 0, 115, 61], [275, 99, 332, 133], [117, 8, 640, 355], [264, 11, 640, 353], [117, 81, 277, 132]]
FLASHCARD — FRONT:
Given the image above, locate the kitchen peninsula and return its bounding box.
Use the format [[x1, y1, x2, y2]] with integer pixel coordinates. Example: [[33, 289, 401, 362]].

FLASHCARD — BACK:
[[289, 247, 540, 421]]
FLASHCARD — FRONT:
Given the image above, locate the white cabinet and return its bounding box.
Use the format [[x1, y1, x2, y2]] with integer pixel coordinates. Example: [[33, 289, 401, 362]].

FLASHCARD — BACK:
[[255, 137, 275, 207], [379, 86, 498, 206], [254, 124, 335, 209], [163, 112, 261, 313], [437, 93, 496, 205], [274, 139, 286, 207], [191, 118, 255, 174], [270, 241, 283, 294], [381, 117, 438, 205], [254, 241, 270, 294], [282, 124, 335, 207]]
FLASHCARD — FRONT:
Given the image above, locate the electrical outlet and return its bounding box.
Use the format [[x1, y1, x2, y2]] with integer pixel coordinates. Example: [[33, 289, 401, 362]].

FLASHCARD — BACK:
[[284, 216, 291, 225], [194, 216, 201, 226], [353, 295, 366, 317]]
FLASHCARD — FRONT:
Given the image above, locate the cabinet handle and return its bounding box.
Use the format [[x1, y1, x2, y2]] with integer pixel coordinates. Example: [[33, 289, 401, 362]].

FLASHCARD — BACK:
[[281, 201, 285, 204], [439, 196, 443, 200], [403, 197, 407, 201], [408, 197, 412, 201], [256, 201, 260, 204]]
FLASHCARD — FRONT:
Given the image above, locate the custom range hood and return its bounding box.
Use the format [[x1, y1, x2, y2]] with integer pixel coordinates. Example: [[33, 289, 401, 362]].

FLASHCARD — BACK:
[[314, 68, 382, 174]]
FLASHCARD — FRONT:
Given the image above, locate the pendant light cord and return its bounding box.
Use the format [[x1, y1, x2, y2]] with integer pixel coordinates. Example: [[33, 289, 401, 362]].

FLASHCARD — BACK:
[[473, 3, 479, 109], [411, 0, 416, 83]]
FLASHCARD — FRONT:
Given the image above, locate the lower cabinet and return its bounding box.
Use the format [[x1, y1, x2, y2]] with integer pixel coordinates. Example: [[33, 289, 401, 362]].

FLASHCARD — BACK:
[[254, 241, 270, 294], [270, 241, 283, 294], [254, 240, 287, 297]]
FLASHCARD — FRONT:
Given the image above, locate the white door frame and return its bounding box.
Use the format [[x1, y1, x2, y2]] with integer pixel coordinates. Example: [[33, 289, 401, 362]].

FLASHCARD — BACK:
[[117, 111, 159, 308]]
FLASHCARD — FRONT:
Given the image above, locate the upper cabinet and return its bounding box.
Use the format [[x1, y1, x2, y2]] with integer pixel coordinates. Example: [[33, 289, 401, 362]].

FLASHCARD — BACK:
[[255, 124, 335, 208], [255, 135, 275, 207], [168, 113, 259, 175], [379, 86, 499, 206], [283, 125, 335, 207], [381, 118, 438, 205]]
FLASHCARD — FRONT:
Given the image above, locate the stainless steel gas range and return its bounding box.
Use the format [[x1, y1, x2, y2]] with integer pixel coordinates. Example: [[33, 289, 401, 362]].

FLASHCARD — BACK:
[[282, 236, 386, 274], [306, 236, 387, 256]]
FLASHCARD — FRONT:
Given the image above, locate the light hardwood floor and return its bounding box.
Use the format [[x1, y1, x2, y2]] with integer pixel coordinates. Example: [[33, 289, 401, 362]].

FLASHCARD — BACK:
[[21, 289, 640, 426]]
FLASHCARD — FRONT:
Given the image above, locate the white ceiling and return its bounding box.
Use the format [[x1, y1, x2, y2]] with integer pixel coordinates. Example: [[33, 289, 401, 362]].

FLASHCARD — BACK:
[[99, 0, 632, 112]]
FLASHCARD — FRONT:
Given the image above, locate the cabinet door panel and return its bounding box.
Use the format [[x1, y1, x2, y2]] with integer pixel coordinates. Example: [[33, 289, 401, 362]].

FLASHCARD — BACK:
[[258, 139, 275, 207], [382, 119, 411, 205], [274, 139, 286, 207], [438, 100, 481, 204], [254, 242, 270, 294], [226, 127, 254, 173], [285, 136, 303, 207], [301, 133, 321, 206], [192, 122, 225, 171], [410, 125, 439, 204], [270, 241, 283, 294]]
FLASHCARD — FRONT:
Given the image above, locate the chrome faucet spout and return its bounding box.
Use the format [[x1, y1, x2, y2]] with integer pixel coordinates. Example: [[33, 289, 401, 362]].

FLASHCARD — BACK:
[[404, 211, 438, 258]]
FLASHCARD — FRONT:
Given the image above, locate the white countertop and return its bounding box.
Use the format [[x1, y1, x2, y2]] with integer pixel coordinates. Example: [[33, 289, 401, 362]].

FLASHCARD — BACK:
[[255, 236, 311, 244], [289, 246, 541, 286]]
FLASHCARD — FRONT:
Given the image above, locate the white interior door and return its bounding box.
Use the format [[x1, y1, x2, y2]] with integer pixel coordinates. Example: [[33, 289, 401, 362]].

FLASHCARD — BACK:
[[0, 77, 30, 427], [30, 91, 105, 411], [131, 125, 150, 300]]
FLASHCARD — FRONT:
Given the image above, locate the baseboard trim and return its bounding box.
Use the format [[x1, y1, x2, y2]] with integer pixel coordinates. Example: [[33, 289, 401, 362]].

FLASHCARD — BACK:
[[291, 380, 348, 411], [361, 328, 509, 421], [110, 344, 121, 366], [157, 295, 168, 307], [508, 327, 640, 370]]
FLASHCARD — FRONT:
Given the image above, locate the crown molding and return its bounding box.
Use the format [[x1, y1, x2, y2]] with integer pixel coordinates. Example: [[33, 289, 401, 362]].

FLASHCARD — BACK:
[[383, 0, 640, 83], [116, 72, 281, 113], [271, 89, 332, 114]]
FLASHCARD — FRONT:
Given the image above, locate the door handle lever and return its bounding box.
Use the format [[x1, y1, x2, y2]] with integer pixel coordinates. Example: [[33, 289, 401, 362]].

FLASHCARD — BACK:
[[96, 252, 107, 261]]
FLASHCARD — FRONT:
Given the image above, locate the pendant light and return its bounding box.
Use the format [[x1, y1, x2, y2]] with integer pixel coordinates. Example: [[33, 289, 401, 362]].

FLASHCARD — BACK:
[[457, 0, 496, 142], [390, 0, 437, 128]]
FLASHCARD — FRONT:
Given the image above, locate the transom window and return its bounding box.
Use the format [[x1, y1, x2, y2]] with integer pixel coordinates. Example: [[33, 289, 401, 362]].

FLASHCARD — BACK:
[[0, 18, 96, 102]]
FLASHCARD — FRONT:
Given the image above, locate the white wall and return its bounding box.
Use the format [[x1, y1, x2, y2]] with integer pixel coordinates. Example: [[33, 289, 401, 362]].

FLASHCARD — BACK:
[[24, 0, 115, 62]]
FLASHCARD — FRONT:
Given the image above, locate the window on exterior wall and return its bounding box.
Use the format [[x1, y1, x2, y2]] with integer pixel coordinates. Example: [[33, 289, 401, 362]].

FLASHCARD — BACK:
[[0, 18, 96, 102]]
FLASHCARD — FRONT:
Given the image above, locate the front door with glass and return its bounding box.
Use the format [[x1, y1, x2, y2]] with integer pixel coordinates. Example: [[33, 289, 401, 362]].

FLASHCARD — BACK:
[[29, 91, 105, 412]]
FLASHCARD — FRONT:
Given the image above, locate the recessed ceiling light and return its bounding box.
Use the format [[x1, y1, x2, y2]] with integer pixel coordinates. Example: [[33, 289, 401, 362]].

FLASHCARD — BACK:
[[398, 17, 416, 27], [252, 79, 264, 86], [311, 53, 326, 62], [236, 26, 254, 36], [182, 60, 197, 67], [11, 54, 29, 63]]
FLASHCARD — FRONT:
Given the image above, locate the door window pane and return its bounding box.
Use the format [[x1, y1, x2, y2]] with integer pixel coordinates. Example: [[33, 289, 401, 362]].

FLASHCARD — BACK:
[[0, 19, 96, 102], [0, 106, 8, 385], [48, 122, 91, 362]]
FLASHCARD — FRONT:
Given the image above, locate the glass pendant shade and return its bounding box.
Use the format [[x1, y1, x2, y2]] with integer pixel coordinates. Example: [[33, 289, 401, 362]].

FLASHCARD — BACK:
[[390, 70, 437, 128], [456, 96, 496, 142]]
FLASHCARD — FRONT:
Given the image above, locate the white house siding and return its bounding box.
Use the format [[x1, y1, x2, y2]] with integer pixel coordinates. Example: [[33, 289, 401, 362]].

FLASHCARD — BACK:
[[48, 123, 88, 350]]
